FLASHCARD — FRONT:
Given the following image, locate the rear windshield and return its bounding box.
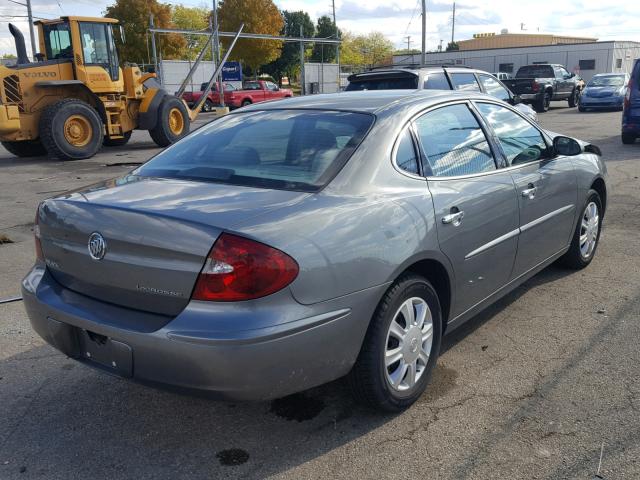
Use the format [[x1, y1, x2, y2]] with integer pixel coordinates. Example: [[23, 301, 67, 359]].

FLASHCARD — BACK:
[[588, 75, 625, 87], [516, 66, 554, 78], [346, 75, 419, 91], [135, 110, 374, 192]]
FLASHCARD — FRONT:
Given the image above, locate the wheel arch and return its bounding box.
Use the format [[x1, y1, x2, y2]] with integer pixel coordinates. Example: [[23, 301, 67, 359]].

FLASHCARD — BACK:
[[385, 254, 454, 332], [591, 176, 607, 215], [34, 81, 107, 124]]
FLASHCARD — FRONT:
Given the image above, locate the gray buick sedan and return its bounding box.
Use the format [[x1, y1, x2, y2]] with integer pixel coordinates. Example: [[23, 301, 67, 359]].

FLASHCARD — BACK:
[[23, 91, 607, 411]]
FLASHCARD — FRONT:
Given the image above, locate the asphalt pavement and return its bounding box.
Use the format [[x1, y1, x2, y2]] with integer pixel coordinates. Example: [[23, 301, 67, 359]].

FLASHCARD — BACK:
[[1, 105, 639, 479]]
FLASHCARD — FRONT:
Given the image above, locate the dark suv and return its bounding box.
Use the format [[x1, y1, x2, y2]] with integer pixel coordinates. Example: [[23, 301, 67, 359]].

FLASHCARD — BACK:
[[622, 59, 640, 144], [346, 66, 537, 121]]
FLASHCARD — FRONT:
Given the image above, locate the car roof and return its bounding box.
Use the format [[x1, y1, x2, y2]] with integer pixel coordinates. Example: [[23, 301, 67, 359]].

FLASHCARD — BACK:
[[350, 66, 484, 77], [237, 90, 489, 115]]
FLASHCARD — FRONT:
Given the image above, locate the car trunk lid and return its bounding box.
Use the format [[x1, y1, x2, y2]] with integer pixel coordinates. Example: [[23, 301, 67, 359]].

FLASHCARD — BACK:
[[38, 176, 309, 316]]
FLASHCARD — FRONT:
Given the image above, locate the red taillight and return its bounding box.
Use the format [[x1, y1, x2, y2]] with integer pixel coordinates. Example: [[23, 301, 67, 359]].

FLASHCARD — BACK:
[[532, 81, 540, 93], [192, 233, 299, 302], [34, 206, 44, 261]]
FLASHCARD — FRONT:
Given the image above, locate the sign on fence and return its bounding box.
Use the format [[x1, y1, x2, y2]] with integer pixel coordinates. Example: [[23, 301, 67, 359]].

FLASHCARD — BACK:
[[222, 61, 242, 82]]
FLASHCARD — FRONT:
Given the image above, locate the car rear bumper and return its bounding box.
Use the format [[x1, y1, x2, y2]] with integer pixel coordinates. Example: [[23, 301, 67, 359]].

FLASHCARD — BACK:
[[22, 265, 382, 400]]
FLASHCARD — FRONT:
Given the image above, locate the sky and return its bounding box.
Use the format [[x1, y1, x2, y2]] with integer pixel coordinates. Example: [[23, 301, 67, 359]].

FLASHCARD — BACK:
[[1, 0, 638, 57]]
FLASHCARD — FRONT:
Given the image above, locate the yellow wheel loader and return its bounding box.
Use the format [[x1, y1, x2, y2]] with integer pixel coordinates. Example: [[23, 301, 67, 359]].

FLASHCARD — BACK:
[[0, 17, 241, 160]]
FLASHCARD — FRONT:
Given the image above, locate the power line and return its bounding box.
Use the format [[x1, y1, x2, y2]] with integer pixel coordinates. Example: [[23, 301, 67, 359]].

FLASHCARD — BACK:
[[403, 0, 420, 36]]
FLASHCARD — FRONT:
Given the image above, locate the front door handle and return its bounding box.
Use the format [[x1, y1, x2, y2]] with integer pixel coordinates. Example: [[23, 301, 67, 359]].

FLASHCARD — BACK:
[[442, 210, 464, 226], [521, 186, 537, 199]]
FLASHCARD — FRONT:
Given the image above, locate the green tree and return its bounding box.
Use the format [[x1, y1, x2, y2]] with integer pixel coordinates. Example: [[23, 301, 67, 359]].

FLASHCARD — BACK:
[[262, 10, 315, 85], [446, 41, 459, 51], [341, 31, 394, 68], [310, 15, 340, 63], [172, 5, 211, 61], [218, 0, 284, 73], [105, 0, 186, 64], [2, 53, 17, 59]]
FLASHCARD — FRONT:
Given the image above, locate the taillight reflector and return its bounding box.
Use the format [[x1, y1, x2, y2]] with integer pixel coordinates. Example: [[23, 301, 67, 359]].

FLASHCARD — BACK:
[[192, 233, 299, 302], [34, 206, 44, 261]]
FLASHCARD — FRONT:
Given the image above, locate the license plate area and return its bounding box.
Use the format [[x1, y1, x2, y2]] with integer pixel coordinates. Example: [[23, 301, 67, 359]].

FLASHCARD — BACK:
[[47, 317, 132, 378], [77, 329, 133, 377]]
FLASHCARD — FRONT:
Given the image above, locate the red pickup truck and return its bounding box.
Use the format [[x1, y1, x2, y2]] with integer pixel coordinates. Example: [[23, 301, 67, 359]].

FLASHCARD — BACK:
[[182, 80, 293, 111], [181, 83, 237, 112]]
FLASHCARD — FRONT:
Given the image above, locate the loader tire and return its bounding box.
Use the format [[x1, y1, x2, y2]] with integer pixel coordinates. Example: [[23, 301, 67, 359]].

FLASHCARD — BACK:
[[1, 139, 47, 157], [39, 99, 104, 160], [149, 97, 190, 147]]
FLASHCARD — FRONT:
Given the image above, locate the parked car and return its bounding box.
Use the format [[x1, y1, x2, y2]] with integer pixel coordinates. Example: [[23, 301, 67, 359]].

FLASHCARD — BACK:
[[230, 80, 293, 108], [492, 72, 512, 81], [180, 82, 238, 112], [622, 59, 640, 144], [504, 64, 582, 113], [23, 91, 607, 412], [579, 73, 629, 112], [346, 66, 538, 122]]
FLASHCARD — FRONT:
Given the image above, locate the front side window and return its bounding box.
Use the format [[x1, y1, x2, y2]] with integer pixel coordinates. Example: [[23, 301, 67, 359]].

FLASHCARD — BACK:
[[394, 129, 420, 175], [43, 22, 72, 59], [478, 75, 511, 101], [266, 82, 279, 91], [449, 73, 481, 92], [79, 23, 110, 65], [475, 102, 549, 166], [414, 104, 496, 177], [424, 72, 451, 90], [135, 110, 374, 192]]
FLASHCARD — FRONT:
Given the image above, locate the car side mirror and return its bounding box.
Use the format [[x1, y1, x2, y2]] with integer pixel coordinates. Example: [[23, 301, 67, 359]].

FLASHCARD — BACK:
[[511, 94, 522, 105], [553, 136, 582, 156]]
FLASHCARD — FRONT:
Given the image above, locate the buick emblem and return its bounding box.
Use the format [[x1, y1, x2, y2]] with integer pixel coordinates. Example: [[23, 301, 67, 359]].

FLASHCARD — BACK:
[[88, 232, 107, 260]]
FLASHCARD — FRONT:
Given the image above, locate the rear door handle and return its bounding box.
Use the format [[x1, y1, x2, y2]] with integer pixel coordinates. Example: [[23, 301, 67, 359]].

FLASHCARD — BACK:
[[521, 186, 537, 199], [442, 210, 464, 226]]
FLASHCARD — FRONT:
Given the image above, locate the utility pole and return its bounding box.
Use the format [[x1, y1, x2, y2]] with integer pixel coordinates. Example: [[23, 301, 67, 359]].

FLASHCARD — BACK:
[[300, 25, 305, 96], [421, 0, 426, 66], [404, 35, 412, 52], [451, 1, 456, 45], [331, 0, 340, 91], [9, 0, 36, 58], [25, 0, 35, 58]]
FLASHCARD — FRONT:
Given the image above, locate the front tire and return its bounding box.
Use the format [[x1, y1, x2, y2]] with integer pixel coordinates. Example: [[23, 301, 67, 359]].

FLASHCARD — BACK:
[[558, 190, 602, 269], [202, 99, 214, 112], [568, 88, 579, 107], [348, 274, 442, 412], [39, 99, 103, 160], [149, 96, 190, 147], [1, 139, 47, 157], [622, 133, 636, 145]]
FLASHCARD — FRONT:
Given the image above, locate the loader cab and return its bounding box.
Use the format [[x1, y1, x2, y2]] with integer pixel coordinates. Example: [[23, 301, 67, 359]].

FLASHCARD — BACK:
[[37, 17, 122, 88]]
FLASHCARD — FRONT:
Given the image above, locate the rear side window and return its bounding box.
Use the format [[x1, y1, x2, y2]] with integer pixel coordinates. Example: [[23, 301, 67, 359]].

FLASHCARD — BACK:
[[516, 66, 554, 78], [346, 75, 419, 91], [475, 102, 549, 165], [414, 104, 496, 177], [135, 110, 374, 192], [424, 72, 451, 90], [450, 73, 481, 92], [478, 74, 511, 102], [394, 129, 420, 175]]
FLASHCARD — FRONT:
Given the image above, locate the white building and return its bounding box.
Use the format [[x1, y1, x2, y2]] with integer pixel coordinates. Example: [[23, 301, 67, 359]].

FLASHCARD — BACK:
[[393, 41, 640, 82]]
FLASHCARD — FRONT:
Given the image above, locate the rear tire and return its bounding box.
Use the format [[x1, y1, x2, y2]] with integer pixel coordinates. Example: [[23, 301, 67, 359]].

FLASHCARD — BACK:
[[149, 97, 190, 147], [557, 190, 602, 269], [348, 274, 442, 412], [1, 139, 47, 157], [39, 99, 103, 160], [241, 99, 252, 107], [578, 105, 586, 112], [568, 88, 579, 107], [534, 92, 551, 113], [622, 133, 636, 144], [202, 99, 214, 112], [103, 131, 132, 147]]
